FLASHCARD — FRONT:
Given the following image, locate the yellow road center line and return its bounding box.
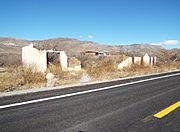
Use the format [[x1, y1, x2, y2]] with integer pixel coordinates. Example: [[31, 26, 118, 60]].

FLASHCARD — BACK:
[[154, 101, 180, 118]]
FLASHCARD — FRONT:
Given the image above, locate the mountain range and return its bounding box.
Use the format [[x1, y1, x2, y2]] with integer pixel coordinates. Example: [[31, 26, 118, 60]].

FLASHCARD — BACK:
[[0, 37, 179, 66]]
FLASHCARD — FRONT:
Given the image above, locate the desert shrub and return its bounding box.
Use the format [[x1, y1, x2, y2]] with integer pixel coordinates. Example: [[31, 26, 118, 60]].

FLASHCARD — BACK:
[[47, 63, 62, 75], [76, 55, 96, 68], [16, 67, 45, 85], [84, 57, 117, 79], [0, 53, 21, 66]]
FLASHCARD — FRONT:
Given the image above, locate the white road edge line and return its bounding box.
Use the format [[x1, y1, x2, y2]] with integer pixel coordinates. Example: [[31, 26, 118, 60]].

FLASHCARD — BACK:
[[0, 73, 180, 109]]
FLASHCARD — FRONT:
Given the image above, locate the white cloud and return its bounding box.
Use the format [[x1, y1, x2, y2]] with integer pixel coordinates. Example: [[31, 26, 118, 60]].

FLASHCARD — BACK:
[[87, 35, 94, 39], [160, 40, 179, 46], [152, 40, 179, 46]]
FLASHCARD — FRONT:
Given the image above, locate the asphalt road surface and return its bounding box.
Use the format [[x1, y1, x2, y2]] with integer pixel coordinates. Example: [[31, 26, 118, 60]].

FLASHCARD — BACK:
[[0, 72, 180, 132]]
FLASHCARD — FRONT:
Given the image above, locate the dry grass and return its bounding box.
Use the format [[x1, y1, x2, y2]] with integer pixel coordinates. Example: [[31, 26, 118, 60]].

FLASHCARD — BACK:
[[0, 66, 46, 92], [119, 62, 180, 78], [47, 64, 84, 85], [85, 58, 118, 80], [0, 61, 180, 92], [55, 71, 84, 85], [81, 56, 180, 80], [0, 65, 85, 92]]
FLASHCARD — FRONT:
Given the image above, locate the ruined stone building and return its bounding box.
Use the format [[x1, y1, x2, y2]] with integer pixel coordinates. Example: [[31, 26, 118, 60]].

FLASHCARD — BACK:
[[143, 53, 157, 66], [22, 44, 81, 72], [118, 53, 157, 69]]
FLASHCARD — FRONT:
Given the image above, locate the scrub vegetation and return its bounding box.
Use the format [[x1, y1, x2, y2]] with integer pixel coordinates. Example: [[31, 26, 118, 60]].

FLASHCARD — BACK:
[[0, 60, 180, 92]]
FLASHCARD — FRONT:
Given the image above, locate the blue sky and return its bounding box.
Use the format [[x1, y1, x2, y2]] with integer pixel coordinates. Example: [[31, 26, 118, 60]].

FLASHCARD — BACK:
[[0, 0, 180, 48]]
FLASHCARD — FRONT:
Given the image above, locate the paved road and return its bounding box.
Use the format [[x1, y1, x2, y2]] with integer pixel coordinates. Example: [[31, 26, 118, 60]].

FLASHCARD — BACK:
[[0, 73, 180, 132]]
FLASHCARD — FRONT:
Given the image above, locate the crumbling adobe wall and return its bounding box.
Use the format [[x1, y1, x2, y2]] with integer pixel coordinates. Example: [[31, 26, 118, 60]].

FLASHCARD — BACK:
[[67, 57, 81, 71], [59, 51, 68, 71], [118, 56, 133, 69], [134, 57, 142, 65], [22, 44, 47, 72]]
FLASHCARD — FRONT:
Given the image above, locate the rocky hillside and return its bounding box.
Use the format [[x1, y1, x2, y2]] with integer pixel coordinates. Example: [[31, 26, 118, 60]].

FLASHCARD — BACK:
[[117, 44, 165, 56], [168, 48, 180, 61], [32, 38, 116, 55]]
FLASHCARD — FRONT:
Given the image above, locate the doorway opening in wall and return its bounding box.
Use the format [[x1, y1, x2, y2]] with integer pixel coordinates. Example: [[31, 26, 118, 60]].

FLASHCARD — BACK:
[[47, 52, 61, 72]]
